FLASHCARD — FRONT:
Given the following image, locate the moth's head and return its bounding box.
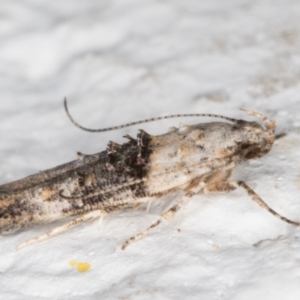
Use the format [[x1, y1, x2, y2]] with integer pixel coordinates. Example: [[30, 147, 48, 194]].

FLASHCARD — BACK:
[[237, 109, 276, 160]]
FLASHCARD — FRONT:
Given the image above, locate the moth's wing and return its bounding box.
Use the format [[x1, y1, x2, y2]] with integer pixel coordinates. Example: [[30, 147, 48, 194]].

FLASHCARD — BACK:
[[0, 151, 106, 193]]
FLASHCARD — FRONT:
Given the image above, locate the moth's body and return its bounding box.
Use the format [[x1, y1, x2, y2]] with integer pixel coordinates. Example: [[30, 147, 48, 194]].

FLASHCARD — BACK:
[[0, 106, 298, 249]]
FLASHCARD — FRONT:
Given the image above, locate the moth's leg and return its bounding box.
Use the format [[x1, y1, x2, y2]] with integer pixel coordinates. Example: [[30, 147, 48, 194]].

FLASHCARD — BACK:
[[18, 210, 104, 249], [146, 199, 154, 214], [235, 181, 300, 226], [122, 180, 205, 250], [98, 211, 108, 229], [204, 169, 234, 193], [206, 177, 300, 226], [121, 195, 189, 250]]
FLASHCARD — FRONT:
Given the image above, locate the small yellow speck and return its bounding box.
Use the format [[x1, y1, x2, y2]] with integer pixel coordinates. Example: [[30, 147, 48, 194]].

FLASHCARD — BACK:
[[77, 262, 91, 272], [69, 260, 77, 267], [69, 260, 91, 272]]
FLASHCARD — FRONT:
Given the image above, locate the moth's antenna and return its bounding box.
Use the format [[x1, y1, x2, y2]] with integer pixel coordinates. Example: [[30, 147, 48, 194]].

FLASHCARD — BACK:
[[64, 98, 239, 133], [240, 108, 276, 134]]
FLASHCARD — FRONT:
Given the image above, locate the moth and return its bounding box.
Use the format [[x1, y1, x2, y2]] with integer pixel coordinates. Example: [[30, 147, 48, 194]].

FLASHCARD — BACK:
[[0, 100, 298, 250]]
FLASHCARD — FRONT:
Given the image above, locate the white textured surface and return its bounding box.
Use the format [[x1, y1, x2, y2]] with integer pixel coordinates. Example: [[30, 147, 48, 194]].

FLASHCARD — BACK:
[[1, 1, 300, 299]]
